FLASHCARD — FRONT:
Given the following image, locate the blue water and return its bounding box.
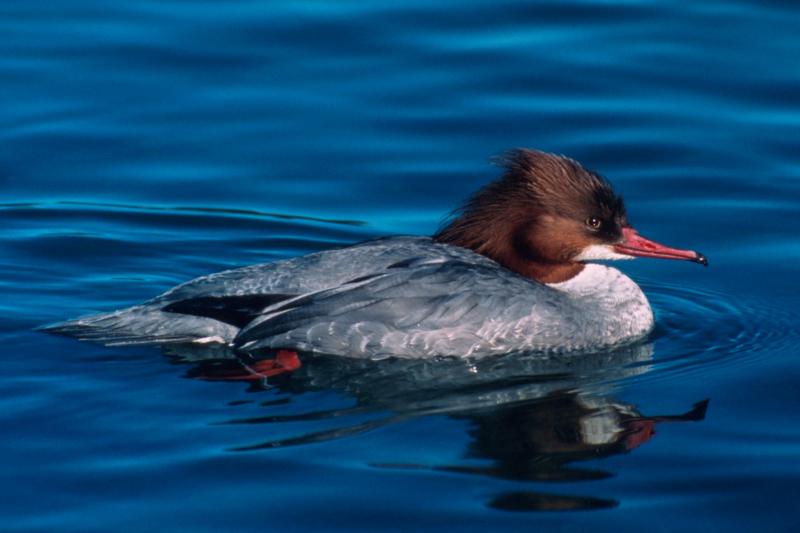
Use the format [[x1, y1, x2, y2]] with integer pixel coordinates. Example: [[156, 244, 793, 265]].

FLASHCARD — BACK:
[[2, 1, 800, 530]]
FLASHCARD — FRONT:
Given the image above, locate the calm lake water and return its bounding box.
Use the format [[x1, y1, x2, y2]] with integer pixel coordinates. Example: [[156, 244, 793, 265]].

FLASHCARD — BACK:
[[2, 1, 800, 531]]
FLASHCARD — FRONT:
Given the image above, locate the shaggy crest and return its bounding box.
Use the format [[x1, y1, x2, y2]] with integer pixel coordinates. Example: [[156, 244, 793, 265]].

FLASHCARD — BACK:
[[433, 149, 628, 283]]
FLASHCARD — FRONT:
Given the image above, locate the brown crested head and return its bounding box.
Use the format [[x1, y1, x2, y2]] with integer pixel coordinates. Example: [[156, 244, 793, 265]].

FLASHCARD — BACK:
[[433, 149, 629, 284]]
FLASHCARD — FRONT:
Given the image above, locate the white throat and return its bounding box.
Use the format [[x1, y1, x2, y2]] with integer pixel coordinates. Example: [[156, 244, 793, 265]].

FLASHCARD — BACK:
[[573, 244, 634, 262]]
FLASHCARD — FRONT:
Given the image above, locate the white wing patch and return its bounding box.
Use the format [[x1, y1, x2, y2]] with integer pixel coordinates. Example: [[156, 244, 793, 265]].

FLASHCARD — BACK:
[[193, 335, 228, 345]]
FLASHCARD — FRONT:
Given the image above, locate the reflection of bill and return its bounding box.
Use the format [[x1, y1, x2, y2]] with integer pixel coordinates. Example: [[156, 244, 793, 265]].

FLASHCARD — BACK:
[[449, 392, 708, 477], [378, 393, 708, 511], [169, 340, 707, 511]]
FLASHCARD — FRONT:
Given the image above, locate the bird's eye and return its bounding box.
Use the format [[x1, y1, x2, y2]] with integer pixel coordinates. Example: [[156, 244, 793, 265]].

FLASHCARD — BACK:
[[585, 217, 602, 230]]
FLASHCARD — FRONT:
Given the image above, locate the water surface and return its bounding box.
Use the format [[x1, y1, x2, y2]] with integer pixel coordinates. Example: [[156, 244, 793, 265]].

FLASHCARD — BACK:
[[2, 1, 800, 531]]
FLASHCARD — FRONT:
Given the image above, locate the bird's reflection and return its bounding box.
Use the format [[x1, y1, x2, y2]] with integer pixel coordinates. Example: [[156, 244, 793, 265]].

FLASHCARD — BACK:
[[443, 391, 707, 510], [166, 341, 708, 511]]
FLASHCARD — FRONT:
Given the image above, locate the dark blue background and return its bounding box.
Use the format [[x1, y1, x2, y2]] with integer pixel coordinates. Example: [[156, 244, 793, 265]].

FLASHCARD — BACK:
[[2, 1, 799, 531]]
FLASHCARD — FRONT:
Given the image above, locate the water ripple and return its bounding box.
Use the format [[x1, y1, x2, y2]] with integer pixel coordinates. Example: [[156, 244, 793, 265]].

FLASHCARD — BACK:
[[641, 281, 799, 382]]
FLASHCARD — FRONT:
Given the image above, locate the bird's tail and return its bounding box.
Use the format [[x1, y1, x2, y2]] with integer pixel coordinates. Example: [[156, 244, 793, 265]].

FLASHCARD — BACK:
[[42, 305, 237, 347]]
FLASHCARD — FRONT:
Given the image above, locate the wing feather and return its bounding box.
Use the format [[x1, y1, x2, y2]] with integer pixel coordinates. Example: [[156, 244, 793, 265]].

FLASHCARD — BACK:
[[233, 260, 562, 358]]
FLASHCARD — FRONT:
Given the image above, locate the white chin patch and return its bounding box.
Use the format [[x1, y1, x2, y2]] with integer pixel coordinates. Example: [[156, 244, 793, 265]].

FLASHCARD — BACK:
[[574, 244, 634, 261]]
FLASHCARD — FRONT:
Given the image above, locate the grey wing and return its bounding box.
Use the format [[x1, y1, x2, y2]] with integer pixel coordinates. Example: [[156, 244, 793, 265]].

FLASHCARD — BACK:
[[233, 260, 575, 359], [45, 237, 505, 348], [151, 236, 495, 304]]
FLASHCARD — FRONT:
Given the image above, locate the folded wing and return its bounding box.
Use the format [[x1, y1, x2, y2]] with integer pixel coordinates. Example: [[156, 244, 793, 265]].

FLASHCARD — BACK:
[[233, 259, 575, 358]]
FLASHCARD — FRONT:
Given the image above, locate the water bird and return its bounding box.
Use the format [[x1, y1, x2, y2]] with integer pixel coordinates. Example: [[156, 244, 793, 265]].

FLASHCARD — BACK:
[[46, 149, 706, 360]]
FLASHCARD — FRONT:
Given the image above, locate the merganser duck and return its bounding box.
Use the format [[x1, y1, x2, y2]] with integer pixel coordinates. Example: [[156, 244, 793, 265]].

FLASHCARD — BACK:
[[47, 149, 706, 359]]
